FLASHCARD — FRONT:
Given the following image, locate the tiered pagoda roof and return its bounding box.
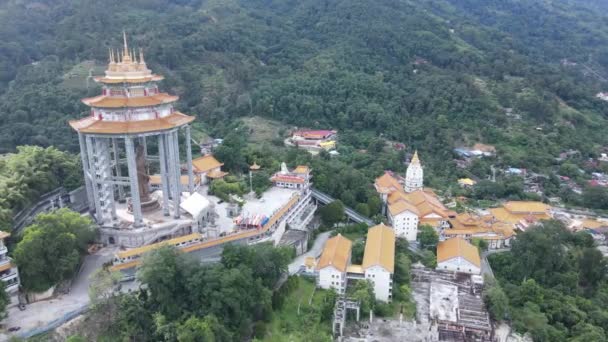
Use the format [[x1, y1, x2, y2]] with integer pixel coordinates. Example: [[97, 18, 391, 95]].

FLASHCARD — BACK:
[[82, 93, 178, 108], [69, 32, 194, 135], [70, 111, 194, 135]]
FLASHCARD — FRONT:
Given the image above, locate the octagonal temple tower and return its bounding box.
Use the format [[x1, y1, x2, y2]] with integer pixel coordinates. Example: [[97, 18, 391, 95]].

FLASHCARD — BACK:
[[69, 33, 197, 246]]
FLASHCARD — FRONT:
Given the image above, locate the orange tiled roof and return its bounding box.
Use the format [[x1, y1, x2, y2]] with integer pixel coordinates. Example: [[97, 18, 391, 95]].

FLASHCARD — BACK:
[[582, 219, 608, 230], [437, 237, 481, 268], [489, 207, 550, 224], [207, 170, 228, 179], [271, 174, 306, 184], [387, 191, 409, 205], [450, 213, 482, 230], [192, 155, 223, 173], [0, 262, 12, 273], [69, 111, 194, 134], [149, 174, 200, 186], [472, 143, 496, 153], [503, 201, 550, 214], [94, 74, 164, 84], [388, 200, 420, 216], [443, 228, 488, 236], [403, 191, 449, 218], [374, 172, 402, 194], [293, 165, 310, 174], [362, 224, 395, 273], [316, 234, 352, 272], [82, 93, 178, 108]]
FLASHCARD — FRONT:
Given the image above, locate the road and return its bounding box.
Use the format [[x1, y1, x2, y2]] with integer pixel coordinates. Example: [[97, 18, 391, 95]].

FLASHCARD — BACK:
[[288, 231, 331, 275], [1, 247, 116, 340]]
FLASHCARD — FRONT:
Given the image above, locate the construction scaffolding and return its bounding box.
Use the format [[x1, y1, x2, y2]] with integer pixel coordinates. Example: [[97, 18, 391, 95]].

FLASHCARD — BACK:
[[412, 266, 493, 342], [332, 297, 360, 337]]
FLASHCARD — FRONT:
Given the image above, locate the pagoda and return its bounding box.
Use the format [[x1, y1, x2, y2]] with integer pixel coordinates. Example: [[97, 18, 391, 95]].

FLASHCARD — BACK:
[[404, 150, 423, 193], [69, 33, 197, 247]]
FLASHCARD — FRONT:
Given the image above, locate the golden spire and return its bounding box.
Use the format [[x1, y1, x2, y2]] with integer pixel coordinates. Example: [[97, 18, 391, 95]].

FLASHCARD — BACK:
[[139, 48, 145, 64], [122, 31, 131, 62], [108, 48, 113, 63], [123, 31, 128, 54], [132, 48, 137, 63], [411, 150, 420, 164]]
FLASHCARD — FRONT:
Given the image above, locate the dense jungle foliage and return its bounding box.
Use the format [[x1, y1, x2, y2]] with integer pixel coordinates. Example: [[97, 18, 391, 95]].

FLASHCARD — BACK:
[[1, 0, 608, 178], [487, 220, 608, 341]]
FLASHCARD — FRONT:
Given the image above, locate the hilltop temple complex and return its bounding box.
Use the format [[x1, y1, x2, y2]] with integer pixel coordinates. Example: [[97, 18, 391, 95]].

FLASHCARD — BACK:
[[69, 35, 316, 262], [374, 151, 553, 248], [69, 33, 199, 247], [375, 152, 454, 240]]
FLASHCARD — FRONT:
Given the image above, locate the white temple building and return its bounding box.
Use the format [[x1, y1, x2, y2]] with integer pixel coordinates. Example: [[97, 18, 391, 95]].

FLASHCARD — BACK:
[[404, 150, 424, 193]]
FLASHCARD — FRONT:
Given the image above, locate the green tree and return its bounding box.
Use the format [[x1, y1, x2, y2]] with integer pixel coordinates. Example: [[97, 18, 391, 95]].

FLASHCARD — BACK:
[[471, 237, 489, 252], [0, 282, 9, 319], [88, 268, 122, 306], [14, 208, 94, 292], [351, 280, 375, 314], [137, 246, 194, 320], [419, 250, 437, 268], [582, 186, 608, 210], [351, 240, 365, 264], [578, 247, 606, 290], [367, 195, 382, 216], [221, 243, 291, 288], [417, 225, 438, 250], [319, 200, 345, 227], [116, 293, 156, 341], [394, 253, 412, 286], [355, 203, 370, 217], [176, 315, 232, 342], [483, 279, 509, 321]]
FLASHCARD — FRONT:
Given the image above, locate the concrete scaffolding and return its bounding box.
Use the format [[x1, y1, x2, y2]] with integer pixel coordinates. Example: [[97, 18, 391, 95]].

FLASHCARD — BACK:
[[411, 266, 492, 342]]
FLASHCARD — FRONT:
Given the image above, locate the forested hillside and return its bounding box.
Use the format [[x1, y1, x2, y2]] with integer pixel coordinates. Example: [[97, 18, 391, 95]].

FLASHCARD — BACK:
[[1, 0, 608, 179]]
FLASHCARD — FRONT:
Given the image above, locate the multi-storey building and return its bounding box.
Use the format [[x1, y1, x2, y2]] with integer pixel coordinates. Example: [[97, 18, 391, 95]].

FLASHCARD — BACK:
[[362, 224, 395, 302], [436, 237, 481, 275], [69, 33, 199, 247], [316, 234, 352, 294], [316, 224, 396, 302], [0, 232, 20, 297]]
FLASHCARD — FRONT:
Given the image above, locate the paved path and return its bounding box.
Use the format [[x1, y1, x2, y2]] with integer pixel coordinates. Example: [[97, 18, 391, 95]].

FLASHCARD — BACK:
[[288, 231, 331, 275], [0, 247, 116, 340]]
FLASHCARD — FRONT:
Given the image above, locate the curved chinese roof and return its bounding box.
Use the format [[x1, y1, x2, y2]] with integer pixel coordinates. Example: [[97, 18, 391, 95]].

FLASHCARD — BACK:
[[69, 111, 194, 135], [82, 93, 178, 108]]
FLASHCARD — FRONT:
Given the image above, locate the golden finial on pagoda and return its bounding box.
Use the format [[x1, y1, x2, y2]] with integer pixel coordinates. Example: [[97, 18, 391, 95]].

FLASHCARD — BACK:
[[122, 31, 131, 63], [411, 150, 420, 164], [132, 48, 137, 63], [123, 31, 128, 53], [139, 48, 145, 64], [108, 48, 113, 63]]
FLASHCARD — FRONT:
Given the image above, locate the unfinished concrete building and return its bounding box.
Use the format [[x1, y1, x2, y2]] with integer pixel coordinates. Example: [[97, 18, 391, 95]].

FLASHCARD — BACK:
[[412, 266, 492, 342]]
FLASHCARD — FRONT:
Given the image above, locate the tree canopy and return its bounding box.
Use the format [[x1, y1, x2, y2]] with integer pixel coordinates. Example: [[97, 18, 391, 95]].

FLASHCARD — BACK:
[[99, 243, 292, 341], [14, 208, 94, 292], [0, 145, 81, 230], [488, 220, 608, 340]]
